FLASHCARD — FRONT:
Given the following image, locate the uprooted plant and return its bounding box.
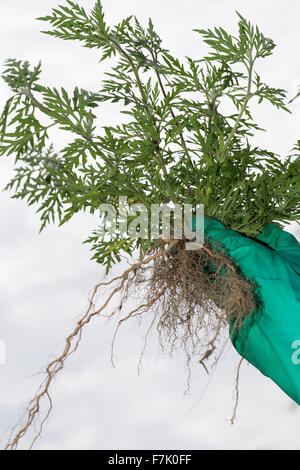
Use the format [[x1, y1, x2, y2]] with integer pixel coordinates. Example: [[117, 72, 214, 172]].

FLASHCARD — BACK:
[[0, 1, 299, 449]]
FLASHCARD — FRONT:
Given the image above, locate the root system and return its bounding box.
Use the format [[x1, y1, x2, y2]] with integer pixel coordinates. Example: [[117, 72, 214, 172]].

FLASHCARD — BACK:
[[4, 237, 257, 450]]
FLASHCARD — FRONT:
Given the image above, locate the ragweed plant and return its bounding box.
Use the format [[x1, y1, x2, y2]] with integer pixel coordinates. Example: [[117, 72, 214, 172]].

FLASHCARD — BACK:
[[1, 1, 299, 449], [1, 2, 299, 272]]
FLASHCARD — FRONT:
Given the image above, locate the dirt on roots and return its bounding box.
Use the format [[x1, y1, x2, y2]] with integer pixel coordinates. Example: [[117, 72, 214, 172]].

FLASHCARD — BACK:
[[4, 237, 257, 449]]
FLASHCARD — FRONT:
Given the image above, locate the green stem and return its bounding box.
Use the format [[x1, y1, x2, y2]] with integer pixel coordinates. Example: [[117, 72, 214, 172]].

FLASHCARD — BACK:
[[150, 51, 194, 170], [216, 59, 254, 158], [108, 36, 177, 203]]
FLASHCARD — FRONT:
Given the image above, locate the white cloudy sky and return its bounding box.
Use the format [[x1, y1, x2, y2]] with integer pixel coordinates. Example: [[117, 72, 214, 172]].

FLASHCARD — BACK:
[[0, 0, 300, 450]]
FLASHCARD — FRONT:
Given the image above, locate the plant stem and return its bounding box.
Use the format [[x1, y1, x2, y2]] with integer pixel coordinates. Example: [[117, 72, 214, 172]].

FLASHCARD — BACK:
[[216, 59, 254, 158], [150, 51, 194, 170], [108, 36, 178, 203]]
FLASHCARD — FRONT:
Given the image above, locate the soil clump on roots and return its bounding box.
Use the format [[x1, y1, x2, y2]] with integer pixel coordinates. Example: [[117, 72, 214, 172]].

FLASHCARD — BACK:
[[4, 237, 257, 449]]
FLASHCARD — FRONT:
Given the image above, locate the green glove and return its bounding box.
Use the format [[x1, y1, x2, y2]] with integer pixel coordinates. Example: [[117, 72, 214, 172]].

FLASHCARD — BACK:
[[192, 216, 300, 404]]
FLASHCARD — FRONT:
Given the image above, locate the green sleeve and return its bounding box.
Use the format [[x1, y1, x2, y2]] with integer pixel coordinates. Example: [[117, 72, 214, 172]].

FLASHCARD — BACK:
[[192, 216, 300, 405]]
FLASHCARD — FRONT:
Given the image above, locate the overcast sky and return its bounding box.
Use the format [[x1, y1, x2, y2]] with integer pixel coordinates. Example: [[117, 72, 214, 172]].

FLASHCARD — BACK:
[[0, 0, 300, 450]]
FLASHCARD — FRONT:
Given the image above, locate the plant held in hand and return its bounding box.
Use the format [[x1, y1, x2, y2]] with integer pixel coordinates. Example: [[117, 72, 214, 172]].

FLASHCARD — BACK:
[[0, 1, 299, 449]]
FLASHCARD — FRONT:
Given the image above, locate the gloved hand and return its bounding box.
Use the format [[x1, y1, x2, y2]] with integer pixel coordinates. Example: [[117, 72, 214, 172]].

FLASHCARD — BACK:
[[192, 216, 300, 404]]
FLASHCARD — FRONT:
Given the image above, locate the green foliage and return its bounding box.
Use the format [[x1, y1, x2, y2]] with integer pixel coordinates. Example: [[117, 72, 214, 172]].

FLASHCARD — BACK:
[[0, 2, 299, 273], [290, 86, 300, 104]]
